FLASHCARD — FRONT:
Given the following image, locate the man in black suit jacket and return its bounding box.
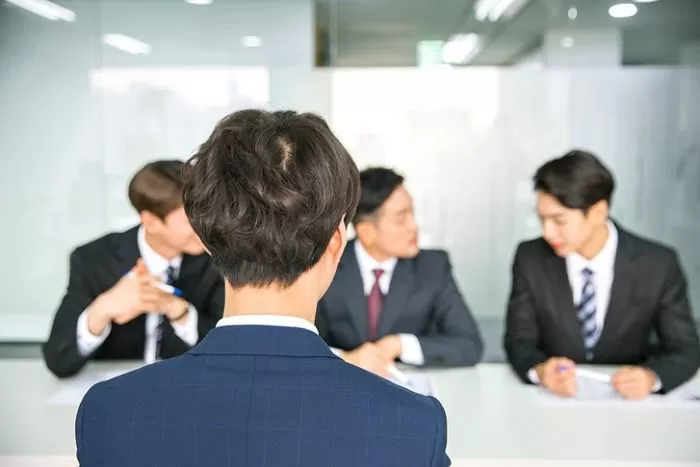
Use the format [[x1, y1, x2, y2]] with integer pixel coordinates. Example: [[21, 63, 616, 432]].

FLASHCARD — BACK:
[[43, 161, 224, 378], [317, 167, 483, 376], [504, 150, 700, 399]]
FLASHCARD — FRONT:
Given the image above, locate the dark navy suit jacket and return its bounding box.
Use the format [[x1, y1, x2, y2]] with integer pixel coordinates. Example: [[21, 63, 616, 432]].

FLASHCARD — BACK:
[[76, 324, 451, 467], [317, 241, 483, 367]]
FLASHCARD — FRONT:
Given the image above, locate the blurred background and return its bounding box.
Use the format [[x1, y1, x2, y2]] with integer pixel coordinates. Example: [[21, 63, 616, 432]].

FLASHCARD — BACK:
[[1, 0, 699, 361]]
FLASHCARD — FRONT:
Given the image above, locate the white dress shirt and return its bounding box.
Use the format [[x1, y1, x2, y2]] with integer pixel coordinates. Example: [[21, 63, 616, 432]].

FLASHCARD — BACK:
[[351, 241, 425, 366], [76, 227, 199, 362], [217, 314, 318, 334]]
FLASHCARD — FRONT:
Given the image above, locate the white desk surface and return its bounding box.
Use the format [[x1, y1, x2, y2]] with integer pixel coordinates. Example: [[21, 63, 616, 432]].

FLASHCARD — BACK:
[[0, 361, 699, 466]]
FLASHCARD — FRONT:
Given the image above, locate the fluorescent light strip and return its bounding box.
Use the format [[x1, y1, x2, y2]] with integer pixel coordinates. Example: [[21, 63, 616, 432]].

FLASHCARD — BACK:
[[474, 0, 530, 22], [102, 34, 152, 55], [608, 3, 638, 18], [6, 0, 75, 22], [442, 33, 481, 64]]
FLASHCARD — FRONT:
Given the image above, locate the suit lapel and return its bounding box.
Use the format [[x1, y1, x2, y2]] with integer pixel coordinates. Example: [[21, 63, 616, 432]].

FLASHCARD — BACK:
[[545, 253, 586, 357], [112, 226, 141, 277], [338, 245, 370, 342], [378, 259, 416, 337], [596, 227, 638, 352], [176, 254, 207, 296]]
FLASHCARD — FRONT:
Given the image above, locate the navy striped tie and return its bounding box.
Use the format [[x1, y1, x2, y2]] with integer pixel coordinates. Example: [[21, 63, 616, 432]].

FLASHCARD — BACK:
[[577, 267, 599, 360], [155, 265, 177, 360]]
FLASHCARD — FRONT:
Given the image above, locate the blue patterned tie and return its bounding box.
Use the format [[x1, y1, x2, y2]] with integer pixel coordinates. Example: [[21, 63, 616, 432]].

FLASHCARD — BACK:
[[155, 265, 177, 360], [577, 267, 598, 360]]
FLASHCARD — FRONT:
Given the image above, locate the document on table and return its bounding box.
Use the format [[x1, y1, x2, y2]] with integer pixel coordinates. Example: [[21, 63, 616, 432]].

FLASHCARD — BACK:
[[531, 368, 700, 408], [389, 371, 438, 398], [46, 369, 133, 406]]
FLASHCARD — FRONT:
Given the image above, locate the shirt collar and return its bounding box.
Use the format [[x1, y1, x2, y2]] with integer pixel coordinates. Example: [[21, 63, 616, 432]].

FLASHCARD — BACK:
[[354, 240, 398, 277], [216, 315, 319, 335], [567, 220, 618, 275], [137, 226, 182, 276]]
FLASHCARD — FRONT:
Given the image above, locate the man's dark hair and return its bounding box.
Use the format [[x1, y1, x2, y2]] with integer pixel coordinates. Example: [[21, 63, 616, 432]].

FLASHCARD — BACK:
[[353, 167, 404, 224], [533, 149, 615, 212], [182, 109, 360, 288], [128, 160, 185, 219]]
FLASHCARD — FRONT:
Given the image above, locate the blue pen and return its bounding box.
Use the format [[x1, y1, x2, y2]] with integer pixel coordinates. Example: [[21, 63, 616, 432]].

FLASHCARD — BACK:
[[126, 272, 184, 297]]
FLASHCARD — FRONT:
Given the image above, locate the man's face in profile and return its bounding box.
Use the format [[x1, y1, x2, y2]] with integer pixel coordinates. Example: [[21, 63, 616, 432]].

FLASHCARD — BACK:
[[159, 206, 206, 255], [361, 184, 420, 259], [536, 191, 599, 257]]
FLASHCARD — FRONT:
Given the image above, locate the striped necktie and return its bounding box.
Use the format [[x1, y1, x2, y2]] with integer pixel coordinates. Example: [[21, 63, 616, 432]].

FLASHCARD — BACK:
[[577, 267, 599, 360]]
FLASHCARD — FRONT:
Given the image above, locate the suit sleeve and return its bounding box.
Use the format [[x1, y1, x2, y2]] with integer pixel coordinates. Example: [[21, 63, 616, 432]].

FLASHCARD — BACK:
[[429, 397, 451, 467], [417, 252, 483, 367], [43, 249, 100, 378], [161, 273, 224, 358], [644, 251, 700, 392], [503, 244, 549, 382]]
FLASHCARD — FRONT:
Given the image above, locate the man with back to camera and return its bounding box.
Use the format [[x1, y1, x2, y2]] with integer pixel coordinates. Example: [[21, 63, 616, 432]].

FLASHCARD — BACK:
[[75, 110, 451, 467], [317, 167, 483, 377], [504, 149, 700, 399], [43, 160, 224, 378]]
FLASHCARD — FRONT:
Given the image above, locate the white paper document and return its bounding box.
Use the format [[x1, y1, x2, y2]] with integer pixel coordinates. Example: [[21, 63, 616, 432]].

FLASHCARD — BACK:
[[532, 370, 700, 408], [46, 369, 132, 406]]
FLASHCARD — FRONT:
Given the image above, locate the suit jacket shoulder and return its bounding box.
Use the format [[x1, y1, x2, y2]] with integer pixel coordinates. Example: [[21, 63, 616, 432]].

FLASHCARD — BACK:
[[71, 226, 139, 263], [413, 248, 450, 272]]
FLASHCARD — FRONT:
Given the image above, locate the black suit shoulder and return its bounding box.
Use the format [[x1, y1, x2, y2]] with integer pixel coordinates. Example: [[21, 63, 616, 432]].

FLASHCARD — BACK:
[[71, 227, 136, 261], [413, 248, 450, 272]]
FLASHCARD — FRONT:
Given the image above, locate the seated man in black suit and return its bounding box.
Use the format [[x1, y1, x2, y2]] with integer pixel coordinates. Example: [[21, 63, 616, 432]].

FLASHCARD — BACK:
[[317, 167, 483, 376], [504, 149, 700, 399], [43, 160, 224, 378]]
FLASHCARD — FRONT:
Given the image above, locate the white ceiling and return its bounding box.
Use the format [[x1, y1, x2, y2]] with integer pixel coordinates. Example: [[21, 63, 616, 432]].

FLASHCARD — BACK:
[[317, 0, 700, 66]]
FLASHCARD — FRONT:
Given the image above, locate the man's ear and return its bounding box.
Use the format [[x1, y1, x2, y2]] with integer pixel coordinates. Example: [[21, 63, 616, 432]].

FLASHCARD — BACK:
[[140, 211, 163, 233], [328, 217, 348, 265]]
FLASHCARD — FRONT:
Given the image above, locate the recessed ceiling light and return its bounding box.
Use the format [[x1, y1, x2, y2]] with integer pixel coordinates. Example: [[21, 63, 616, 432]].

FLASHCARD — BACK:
[[567, 7, 577, 19], [6, 0, 76, 22], [560, 36, 574, 48], [608, 3, 638, 18], [241, 36, 263, 48], [185, 0, 213, 5], [633, 0, 659, 3], [102, 34, 152, 55]]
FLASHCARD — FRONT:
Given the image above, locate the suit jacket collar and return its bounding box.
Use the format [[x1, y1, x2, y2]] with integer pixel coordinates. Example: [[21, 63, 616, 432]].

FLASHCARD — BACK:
[[543, 221, 640, 359], [189, 324, 338, 358], [338, 240, 417, 341]]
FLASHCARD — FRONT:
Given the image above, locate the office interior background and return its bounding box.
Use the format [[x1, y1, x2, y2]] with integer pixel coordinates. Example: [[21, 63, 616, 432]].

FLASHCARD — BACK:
[[1, 0, 699, 361]]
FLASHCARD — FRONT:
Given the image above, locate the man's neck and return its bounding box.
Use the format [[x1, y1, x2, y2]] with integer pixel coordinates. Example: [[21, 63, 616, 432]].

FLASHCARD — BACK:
[[577, 222, 610, 260], [357, 239, 392, 263], [143, 230, 179, 261], [222, 283, 317, 324]]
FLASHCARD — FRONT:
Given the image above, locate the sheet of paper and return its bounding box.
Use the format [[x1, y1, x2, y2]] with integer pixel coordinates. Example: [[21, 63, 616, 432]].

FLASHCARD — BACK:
[[531, 377, 700, 408], [389, 372, 438, 398], [46, 369, 132, 406]]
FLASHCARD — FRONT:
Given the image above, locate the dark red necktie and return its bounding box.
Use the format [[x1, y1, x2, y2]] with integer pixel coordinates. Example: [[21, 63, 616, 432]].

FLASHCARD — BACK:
[[368, 268, 384, 341]]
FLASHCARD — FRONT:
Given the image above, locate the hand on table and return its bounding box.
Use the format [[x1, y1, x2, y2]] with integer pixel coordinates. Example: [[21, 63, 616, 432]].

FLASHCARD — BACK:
[[611, 366, 657, 400], [535, 357, 577, 397], [342, 343, 392, 377]]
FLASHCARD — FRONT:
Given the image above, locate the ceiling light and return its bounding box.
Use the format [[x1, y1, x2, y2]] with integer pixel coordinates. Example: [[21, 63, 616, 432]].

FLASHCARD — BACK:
[[102, 34, 152, 55], [633, 0, 659, 3], [442, 33, 481, 65], [6, 0, 75, 22], [241, 36, 262, 47], [185, 0, 213, 4], [567, 7, 577, 19], [608, 3, 638, 18], [474, 0, 530, 22], [560, 36, 574, 48]]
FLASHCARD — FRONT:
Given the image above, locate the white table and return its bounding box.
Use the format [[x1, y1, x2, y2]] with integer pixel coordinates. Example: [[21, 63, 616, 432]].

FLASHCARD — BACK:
[[0, 361, 699, 466]]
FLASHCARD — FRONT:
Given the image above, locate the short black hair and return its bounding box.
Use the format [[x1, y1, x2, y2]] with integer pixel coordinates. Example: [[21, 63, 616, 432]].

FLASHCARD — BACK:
[[533, 149, 615, 212], [353, 167, 404, 224], [182, 109, 360, 289], [128, 160, 185, 219]]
